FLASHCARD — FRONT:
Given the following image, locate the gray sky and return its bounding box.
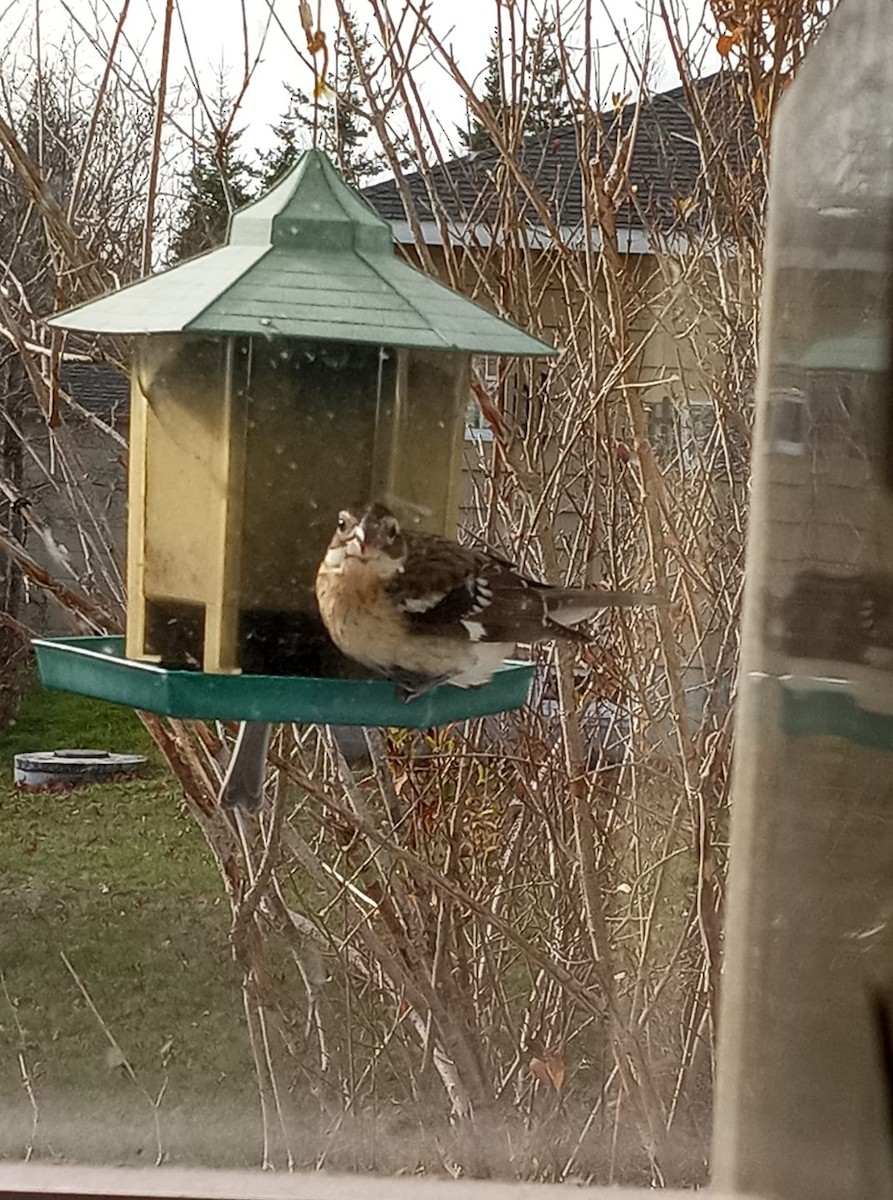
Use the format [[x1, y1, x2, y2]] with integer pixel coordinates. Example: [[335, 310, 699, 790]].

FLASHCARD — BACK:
[[1, 0, 716, 159], [173, 0, 709, 152]]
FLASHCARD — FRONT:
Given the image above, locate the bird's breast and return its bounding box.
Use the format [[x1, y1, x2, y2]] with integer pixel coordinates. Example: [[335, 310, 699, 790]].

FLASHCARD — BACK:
[[316, 559, 511, 682], [316, 563, 404, 668]]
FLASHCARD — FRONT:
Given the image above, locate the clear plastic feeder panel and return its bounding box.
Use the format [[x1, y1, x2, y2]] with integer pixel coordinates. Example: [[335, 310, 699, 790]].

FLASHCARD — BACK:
[[127, 333, 468, 678]]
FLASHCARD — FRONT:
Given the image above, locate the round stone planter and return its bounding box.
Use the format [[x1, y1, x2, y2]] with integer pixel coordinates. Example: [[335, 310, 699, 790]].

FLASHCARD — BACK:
[[14, 748, 148, 790]]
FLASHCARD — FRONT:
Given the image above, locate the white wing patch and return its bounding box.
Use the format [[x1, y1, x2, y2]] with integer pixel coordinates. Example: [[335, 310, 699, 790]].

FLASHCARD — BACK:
[[460, 619, 486, 641], [398, 592, 448, 614], [471, 577, 493, 613]]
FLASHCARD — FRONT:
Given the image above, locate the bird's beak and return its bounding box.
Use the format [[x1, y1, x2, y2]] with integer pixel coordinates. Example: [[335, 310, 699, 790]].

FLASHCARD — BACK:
[[349, 524, 367, 557]]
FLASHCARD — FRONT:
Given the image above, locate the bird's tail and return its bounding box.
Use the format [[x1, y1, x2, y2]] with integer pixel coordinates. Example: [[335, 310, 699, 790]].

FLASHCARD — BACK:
[[546, 588, 658, 631], [219, 721, 272, 812]]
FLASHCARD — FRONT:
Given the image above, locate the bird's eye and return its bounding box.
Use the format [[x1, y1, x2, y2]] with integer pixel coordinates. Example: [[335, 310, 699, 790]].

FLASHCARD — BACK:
[[337, 514, 349, 533]]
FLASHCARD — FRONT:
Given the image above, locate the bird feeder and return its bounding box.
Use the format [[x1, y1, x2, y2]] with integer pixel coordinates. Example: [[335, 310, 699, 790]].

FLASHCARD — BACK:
[[34, 150, 554, 727]]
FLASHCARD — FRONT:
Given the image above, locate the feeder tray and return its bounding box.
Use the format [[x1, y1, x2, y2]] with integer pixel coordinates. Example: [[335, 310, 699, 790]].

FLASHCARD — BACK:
[[33, 636, 535, 728]]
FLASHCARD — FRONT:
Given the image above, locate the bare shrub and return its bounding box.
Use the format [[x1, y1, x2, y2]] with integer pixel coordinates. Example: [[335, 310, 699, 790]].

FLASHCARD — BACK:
[[0, 0, 833, 1184]]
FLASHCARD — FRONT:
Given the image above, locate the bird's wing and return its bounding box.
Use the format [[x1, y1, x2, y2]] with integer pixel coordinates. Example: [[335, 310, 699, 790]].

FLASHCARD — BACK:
[[386, 534, 493, 636], [387, 532, 649, 645], [387, 533, 555, 642]]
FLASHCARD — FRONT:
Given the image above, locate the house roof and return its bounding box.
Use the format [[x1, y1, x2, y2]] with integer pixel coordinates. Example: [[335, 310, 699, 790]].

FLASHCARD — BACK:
[[362, 73, 749, 249], [60, 362, 128, 414], [47, 151, 554, 357]]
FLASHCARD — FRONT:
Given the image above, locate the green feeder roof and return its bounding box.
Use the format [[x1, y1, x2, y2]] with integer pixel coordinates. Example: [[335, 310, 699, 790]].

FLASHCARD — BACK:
[[48, 150, 556, 357]]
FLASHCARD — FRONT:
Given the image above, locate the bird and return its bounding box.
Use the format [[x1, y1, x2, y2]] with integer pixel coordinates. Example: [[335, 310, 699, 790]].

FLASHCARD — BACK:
[[315, 501, 655, 701], [219, 505, 653, 812]]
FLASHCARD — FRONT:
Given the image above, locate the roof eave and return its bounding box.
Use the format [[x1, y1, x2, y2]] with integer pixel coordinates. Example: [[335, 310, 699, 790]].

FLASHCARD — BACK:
[[385, 219, 693, 255], [185, 315, 555, 356], [47, 244, 269, 335]]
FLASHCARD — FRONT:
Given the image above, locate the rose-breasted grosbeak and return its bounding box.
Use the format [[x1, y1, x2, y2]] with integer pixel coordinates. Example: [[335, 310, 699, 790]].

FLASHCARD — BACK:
[[220, 504, 653, 812], [315, 502, 653, 701]]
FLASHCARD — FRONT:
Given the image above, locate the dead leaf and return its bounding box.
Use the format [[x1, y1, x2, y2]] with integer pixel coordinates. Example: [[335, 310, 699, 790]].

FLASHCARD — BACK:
[[529, 1053, 565, 1090], [673, 194, 699, 217], [717, 26, 744, 57], [545, 1054, 565, 1090]]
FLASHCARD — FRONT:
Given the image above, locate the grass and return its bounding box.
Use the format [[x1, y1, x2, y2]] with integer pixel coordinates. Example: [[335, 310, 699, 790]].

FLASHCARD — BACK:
[[0, 678, 259, 1166]]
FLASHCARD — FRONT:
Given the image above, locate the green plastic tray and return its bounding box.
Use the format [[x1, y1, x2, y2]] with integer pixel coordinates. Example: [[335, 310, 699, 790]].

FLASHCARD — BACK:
[[781, 678, 893, 751], [32, 636, 534, 727]]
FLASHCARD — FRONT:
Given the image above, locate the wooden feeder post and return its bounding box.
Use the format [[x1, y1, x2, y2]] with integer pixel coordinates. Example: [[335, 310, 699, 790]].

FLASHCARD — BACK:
[[713, 1, 893, 1196], [40, 151, 553, 728]]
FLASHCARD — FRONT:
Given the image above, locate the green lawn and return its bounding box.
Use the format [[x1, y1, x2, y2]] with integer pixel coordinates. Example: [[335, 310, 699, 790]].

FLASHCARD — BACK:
[[0, 680, 259, 1165]]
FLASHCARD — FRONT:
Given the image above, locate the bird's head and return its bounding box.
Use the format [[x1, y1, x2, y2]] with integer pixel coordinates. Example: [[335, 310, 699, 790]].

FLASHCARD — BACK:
[[326, 502, 406, 577]]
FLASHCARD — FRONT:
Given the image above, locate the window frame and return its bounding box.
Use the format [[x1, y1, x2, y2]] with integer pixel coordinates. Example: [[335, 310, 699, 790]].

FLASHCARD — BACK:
[[0, 1162, 692, 1199]]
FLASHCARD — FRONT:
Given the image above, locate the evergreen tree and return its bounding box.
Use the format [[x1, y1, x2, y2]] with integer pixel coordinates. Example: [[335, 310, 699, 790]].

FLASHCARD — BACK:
[[262, 15, 381, 188], [459, 37, 505, 152], [522, 21, 572, 134], [169, 92, 257, 264], [460, 21, 571, 153]]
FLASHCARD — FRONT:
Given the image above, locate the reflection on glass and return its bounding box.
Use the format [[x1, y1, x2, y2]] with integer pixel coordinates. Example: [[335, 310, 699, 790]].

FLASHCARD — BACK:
[[715, 2, 893, 1198]]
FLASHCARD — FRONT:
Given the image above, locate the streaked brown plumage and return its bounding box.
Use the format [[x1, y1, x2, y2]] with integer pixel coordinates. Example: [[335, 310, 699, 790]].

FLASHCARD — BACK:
[[315, 502, 653, 700]]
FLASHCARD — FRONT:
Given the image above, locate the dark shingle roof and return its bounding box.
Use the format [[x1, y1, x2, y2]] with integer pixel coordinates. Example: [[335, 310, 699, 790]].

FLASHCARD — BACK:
[[61, 362, 129, 415], [363, 73, 749, 243]]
